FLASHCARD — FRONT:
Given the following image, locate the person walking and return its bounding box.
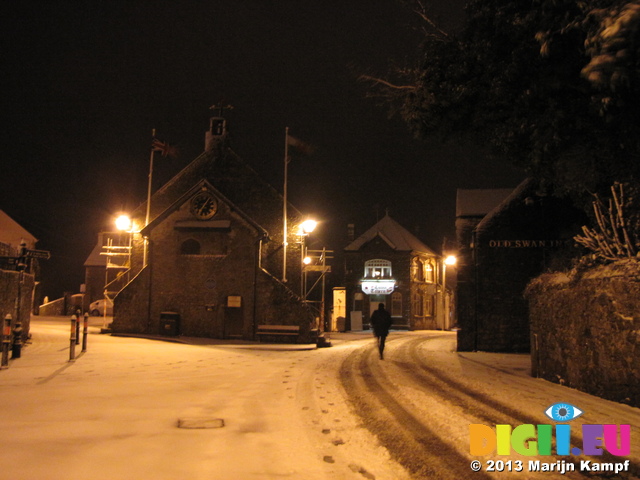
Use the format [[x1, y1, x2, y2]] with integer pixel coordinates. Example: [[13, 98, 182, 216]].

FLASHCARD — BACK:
[[370, 303, 392, 359]]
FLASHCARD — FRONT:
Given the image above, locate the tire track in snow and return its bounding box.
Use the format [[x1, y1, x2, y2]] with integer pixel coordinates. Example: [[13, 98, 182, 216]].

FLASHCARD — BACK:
[[400, 336, 640, 479], [340, 337, 495, 480], [340, 335, 636, 480]]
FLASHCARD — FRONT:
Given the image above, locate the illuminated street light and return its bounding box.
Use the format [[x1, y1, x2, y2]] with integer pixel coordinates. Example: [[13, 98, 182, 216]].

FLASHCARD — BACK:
[[300, 219, 318, 235], [445, 255, 457, 266], [115, 214, 132, 232]]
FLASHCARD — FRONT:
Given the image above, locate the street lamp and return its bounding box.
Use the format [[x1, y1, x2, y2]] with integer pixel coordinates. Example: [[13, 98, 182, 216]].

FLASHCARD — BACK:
[[441, 255, 457, 330], [115, 214, 132, 232]]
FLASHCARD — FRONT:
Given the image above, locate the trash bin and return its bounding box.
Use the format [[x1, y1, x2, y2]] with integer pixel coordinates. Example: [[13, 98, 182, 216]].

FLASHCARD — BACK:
[[159, 312, 180, 336], [336, 316, 346, 333]]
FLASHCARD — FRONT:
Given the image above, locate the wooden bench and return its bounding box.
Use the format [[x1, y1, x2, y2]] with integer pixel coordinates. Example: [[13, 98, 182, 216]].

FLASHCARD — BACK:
[[256, 325, 300, 343]]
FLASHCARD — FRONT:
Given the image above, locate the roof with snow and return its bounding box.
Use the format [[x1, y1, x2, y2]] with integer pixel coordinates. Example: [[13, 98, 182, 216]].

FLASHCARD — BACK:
[[0, 209, 37, 250], [344, 214, 437, 255], [473, 178, 538, 235], [456, 187, 515, 218]]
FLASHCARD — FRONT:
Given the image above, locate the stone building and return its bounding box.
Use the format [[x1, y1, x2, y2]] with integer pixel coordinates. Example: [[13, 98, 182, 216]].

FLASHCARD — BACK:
[[0, 209, 38, 340], [455, 179, 584, 352], [343, 214, 448, 331], [110, 117, 315, 341]]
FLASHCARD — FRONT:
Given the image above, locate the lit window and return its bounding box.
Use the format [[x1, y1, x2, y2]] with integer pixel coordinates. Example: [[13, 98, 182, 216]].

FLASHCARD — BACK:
[[364, 259, 392, 279], [425, 261, 434, 283]]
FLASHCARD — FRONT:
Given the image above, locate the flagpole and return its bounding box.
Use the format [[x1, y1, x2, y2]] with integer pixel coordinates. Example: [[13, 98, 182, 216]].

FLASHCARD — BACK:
[[282, 127, 289, 283], [144, 128, 156, 267]]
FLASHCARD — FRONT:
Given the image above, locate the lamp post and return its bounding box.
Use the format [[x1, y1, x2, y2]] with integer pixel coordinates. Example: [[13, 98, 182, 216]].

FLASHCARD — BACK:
[[441, 255, 457, 330]]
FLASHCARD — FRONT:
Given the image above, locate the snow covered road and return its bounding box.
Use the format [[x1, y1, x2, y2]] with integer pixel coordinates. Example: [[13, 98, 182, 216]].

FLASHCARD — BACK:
[[1, 317, 638, 480], [341, 334, 640, 479]]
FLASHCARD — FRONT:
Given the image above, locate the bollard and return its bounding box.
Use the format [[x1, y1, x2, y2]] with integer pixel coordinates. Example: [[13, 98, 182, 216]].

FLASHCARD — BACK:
[[69, 316, 77, 362], [75, 310, 81, 345], [11, 318, 22, 359], [1, 314, 11, 369], [82, 312, 88, 353]]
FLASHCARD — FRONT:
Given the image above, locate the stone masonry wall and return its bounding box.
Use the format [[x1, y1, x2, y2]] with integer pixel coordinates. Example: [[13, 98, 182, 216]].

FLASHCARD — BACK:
[[526, 260, 640, 407], [0, 270, 34, 341]]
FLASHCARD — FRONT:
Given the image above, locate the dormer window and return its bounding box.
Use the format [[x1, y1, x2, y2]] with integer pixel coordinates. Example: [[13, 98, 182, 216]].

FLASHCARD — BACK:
[[364, 259, 392, 279], [361, 259, 396, 295]]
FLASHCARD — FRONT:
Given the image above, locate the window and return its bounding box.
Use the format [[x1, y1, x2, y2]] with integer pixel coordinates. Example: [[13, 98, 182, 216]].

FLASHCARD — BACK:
[[424, 295, 434, 316], [425, 261, 435, 283], [412, 258, 425, 281], [180, 239, 201, 255], [364, 259, 392, 278], [391, 292, 402, 316], [414, 292, 424, 316]]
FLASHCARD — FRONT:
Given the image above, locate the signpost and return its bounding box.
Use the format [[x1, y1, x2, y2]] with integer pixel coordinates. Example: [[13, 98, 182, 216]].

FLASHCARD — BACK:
[[25, 249, 51, 260]]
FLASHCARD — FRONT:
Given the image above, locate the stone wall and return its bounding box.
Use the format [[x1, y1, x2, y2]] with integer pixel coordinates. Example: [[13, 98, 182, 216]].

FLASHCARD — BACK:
[[526, 260, 640, 407], [0, 270, 34, 341]]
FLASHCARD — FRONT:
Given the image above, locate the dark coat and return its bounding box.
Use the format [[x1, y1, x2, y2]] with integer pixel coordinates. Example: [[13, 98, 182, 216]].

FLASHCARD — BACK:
[[370, 307, 392, 337]]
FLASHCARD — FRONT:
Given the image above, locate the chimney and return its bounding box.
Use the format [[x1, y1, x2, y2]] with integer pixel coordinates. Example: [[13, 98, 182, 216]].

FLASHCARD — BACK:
[[347, 223, 355, 242], [205, 117, 227, 152], [205, 103, 233, 152]]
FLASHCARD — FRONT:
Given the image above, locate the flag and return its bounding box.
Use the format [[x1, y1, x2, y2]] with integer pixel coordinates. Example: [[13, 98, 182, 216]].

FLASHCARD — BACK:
[[287, 134, 314, 155], [152, 138, 179, 158]]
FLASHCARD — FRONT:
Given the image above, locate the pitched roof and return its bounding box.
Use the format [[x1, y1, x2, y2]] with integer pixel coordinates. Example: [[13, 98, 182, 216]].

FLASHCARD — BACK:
[[140, 179, 268, 237], [473, 178, 538, 235], [344, 214, 437, 255], [0, 210, 37, 249], [133, 146, 299, 239], [83, 233, 107, 267], [456, 187, 515, 218]]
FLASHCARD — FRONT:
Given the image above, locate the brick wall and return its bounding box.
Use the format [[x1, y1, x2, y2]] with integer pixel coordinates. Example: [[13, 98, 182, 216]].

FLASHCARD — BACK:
[[526, 261, 640, 407], [344, 239, 437, 330], [456, 185, 584, 352], [112, 195, 314, 340]]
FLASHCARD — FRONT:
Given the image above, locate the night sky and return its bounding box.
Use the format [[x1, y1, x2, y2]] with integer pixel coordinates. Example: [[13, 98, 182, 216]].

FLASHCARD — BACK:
[[2, 1, 523, 299]]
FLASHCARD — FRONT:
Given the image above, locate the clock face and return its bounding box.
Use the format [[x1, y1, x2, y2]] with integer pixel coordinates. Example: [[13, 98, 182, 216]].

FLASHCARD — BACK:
[[190, 191, 218, 219]]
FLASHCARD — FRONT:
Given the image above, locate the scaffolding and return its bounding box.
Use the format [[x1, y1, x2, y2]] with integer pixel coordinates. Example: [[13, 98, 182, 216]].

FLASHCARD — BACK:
[[99, 232, 132, 327]]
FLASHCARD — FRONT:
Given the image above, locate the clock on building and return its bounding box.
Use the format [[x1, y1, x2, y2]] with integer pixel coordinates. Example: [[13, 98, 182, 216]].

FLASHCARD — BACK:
[[190, 191, 218, 219]]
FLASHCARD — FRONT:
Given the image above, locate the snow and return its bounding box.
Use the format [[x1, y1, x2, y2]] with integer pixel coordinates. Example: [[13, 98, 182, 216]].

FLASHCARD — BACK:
[[1, 317, 639, 480], [0, 318, 408, 480]]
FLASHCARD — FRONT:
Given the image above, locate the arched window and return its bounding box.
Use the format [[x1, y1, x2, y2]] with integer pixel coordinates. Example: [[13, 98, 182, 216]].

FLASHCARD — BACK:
[[364, 259, 392, 279], [425, 261, 435, 283], [180, 239, 201, 255], [412, 258, 425, 281]]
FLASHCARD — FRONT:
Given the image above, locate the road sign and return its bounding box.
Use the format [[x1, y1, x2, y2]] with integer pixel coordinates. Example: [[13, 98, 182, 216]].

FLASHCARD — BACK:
[[25, 249, 51, 260]]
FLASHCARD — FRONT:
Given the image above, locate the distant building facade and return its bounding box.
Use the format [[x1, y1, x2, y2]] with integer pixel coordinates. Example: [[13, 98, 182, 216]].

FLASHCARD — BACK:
[[109, 118, 315, 341], [455, 179, 584, 352], [343, 214, 449, 331]]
